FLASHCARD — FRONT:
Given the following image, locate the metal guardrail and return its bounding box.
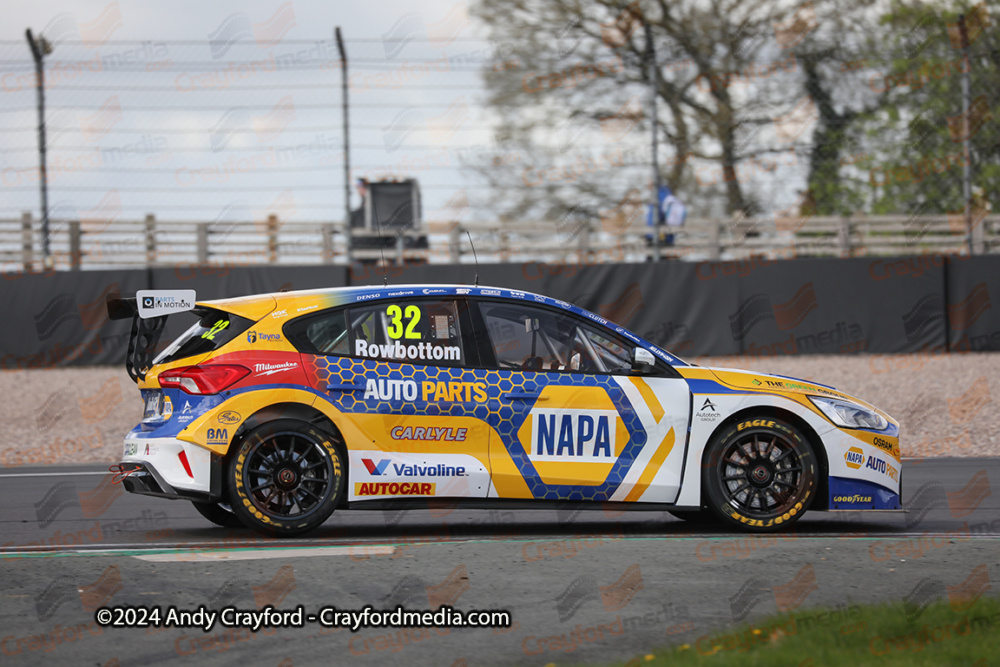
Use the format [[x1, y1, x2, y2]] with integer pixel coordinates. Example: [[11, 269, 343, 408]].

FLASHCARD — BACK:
[[1, 211, 997, 271]]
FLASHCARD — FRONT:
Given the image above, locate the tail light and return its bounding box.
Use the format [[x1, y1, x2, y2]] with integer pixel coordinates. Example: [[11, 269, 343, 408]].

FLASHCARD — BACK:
[[158, 365, 250, 395]]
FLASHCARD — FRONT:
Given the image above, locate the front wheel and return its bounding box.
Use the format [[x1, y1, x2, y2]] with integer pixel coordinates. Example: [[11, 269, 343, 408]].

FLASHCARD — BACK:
[[703, 416, 817, 532], [227, 419, 346, 537]]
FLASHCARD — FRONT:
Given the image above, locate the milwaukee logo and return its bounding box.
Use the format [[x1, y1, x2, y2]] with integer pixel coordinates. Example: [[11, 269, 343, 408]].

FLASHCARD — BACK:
[[254, 362, 297, 376]]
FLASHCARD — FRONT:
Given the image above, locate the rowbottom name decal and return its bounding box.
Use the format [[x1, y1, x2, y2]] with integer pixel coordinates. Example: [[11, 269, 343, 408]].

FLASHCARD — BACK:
[[355, 340, 460, 361], [530, 408, 617, 463], [355, 482, 435, 496]]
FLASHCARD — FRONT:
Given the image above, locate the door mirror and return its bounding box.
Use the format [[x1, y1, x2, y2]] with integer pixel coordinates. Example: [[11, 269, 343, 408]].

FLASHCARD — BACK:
[[632, 347, 656, 372]]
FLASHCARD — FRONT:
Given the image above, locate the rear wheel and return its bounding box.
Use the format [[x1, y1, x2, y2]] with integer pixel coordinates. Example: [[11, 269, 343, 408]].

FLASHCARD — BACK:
[[704, 416, 816, 532], [227, 419, 346, 537], [191, 501, 244, 528]]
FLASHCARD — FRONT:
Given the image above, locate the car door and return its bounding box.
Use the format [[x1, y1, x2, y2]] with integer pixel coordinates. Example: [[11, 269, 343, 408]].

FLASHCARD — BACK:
[[289, 297, 492, 501], [471, 298, 691, 503]]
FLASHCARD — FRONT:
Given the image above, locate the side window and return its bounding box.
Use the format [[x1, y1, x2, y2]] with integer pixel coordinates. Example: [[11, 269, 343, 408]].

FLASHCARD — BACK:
[[284, 309, 349, 355], [478, 302, 632, 374], [349, 299, 466, 366]]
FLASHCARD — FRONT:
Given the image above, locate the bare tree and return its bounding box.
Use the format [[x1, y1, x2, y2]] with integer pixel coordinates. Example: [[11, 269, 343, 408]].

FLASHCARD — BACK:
[[471, 0, 823, 222]]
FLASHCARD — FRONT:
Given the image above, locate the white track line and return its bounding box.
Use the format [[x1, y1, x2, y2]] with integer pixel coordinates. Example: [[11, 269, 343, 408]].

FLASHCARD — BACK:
[[0, 471, 107, 478], [133, 545, 395, 562]]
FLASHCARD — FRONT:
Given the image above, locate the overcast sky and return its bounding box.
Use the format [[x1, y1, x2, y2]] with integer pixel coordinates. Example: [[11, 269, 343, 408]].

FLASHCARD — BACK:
[[0, 0, 502, 231]]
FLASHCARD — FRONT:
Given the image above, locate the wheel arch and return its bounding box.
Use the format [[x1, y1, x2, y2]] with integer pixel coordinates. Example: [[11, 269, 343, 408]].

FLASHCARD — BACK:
[[232, 402, 350, 508], [700, 405, 830, 510]]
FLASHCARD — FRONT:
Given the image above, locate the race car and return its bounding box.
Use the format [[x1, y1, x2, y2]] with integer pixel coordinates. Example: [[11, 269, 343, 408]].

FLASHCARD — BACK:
[[107, 285, 901, 536]]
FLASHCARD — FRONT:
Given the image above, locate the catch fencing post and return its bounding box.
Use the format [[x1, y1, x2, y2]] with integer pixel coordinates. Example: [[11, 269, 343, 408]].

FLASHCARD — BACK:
[[21, 211, 34, 271], [708, 218, 721, 261], [449, 224, 461, 263], [838, 216, 852, 257], [267, 214, 279, 263], [322, 224, 335, 263], [69, 220, 81, 270], [145, 214, 156, 265], [196, 223, 209, 264]]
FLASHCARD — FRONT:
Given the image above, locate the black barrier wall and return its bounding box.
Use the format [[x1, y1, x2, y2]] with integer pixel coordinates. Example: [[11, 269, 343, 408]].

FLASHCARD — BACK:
[[1, 256, 997, 368]]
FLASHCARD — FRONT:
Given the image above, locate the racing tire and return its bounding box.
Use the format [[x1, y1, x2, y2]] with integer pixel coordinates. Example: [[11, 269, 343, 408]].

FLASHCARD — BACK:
[[191, 501, 244, 528], [227, 419, 346, 537], [703, 415, 817, 532]]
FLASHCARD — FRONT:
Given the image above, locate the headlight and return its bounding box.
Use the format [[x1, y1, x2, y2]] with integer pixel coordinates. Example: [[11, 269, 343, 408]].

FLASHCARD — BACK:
[[808, 396, 888, 430]]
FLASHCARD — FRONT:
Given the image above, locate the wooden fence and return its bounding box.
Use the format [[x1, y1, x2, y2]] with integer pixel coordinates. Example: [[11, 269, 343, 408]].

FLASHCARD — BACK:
[[1, 210, 997, 271]]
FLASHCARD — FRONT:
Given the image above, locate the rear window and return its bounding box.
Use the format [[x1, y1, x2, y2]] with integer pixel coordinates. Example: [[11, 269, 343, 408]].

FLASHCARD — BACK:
[[152, 309, 253, 366]]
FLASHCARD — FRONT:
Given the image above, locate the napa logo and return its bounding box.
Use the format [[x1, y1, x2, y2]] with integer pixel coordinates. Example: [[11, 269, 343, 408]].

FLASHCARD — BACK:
[[362, 458, 390, 476], [845, 446, 864, 469], [529, 408, 617, 463]]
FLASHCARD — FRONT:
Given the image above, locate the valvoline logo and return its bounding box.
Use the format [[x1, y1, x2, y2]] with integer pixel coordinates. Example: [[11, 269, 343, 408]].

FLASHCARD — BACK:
[[362, 459, 390, 476]]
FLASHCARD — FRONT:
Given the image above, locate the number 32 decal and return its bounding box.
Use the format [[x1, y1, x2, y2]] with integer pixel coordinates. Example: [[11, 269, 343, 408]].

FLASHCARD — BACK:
[[386, 305, 421, 339]]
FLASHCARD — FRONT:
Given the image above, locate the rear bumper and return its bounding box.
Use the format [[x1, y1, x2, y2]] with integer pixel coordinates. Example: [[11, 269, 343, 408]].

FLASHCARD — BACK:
[[119, 461, 220, 502], [120, 432, 223, 502]]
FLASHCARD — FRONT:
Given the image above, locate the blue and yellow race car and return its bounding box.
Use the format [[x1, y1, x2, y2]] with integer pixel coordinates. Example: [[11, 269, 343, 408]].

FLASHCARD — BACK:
[[108, 285, 901, 536]]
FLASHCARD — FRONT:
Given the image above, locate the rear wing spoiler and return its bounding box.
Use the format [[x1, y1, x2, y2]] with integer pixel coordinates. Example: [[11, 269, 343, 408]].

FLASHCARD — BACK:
[[106, 290, 197, 383]]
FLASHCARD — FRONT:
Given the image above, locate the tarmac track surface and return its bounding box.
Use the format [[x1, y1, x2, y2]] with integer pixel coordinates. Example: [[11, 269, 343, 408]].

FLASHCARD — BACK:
[[1, 457, 998, 666]]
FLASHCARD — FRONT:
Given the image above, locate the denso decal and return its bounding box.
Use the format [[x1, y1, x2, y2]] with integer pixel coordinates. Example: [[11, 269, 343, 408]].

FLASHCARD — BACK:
[[530, 408, 617, 462]]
